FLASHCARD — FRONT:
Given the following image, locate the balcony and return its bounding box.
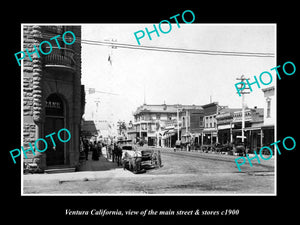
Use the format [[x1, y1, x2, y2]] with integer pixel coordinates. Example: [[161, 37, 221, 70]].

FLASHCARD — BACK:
[[43, 26, 64, 34], [43, 46, 76, 72]]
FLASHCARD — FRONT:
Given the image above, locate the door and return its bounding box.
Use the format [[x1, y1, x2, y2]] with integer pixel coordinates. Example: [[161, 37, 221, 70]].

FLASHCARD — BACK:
[[45, 117, 65, 166]]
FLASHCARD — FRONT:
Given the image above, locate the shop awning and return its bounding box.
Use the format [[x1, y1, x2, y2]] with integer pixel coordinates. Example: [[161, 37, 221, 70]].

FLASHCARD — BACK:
[[261, 124, 274, 129], [218, 124, 234, 130], [166, 129, 176, 134], [236, 135, 247, 139], [244, 127, 262, 131]]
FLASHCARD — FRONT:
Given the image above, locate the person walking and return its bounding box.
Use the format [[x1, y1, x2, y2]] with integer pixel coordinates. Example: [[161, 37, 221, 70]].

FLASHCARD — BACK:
[[83, 139, 89, 160], [116, 143, 122, 166], [97, 141, 102, 157], [92, 141, 99, 160], [112, 143, 117, 162], [175, 140, 181, 152]]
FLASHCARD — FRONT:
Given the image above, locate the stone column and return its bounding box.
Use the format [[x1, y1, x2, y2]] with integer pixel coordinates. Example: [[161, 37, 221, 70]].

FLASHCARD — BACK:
[[31, 26, 46, 170]]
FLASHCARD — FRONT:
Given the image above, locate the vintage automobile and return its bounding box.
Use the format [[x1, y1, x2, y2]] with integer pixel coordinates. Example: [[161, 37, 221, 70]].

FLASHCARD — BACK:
[[120, 140, 162, 174]]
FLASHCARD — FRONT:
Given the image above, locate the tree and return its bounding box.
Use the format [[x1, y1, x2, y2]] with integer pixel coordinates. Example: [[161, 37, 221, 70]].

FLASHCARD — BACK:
[[117, 120, 127, 136]]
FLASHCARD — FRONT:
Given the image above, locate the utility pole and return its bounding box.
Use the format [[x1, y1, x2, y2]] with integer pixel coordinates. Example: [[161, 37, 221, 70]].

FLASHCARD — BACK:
[[176, 105, 182, 142], [236, 75, 250, 144], [185, 110, 188, 136]]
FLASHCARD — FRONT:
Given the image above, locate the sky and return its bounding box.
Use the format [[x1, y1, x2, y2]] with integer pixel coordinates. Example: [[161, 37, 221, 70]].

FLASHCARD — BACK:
[[81, 24, 276, 125]]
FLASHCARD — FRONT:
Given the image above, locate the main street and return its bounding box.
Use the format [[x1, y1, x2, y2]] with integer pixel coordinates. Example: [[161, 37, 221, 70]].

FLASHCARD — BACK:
[[23, 149, 275, 195]]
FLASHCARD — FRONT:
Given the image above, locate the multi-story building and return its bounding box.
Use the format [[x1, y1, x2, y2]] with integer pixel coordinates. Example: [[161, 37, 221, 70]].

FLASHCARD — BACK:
[[216, 107, 240, 145], [180, 108, 204, 147], [261, 86, 275, 149], [23, 25, 83, 171], [131, 103, 203, 147], [201, 102, 222, 146], [232, 106, 264, 152]]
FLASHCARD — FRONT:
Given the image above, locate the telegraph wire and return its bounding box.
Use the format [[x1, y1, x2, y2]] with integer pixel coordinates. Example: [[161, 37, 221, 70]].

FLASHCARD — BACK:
[[33, 33, 275, 58], [81, 38, 274, 57]]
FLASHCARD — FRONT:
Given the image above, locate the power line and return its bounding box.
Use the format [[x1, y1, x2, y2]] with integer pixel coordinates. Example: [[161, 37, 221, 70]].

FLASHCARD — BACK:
[[34, 33, 275, 58], [81, 39, 274, 58]]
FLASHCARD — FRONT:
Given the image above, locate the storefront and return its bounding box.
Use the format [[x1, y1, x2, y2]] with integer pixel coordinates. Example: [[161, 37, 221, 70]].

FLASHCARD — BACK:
[[244, 127, 263, 153], [147, 133, 156, 146], [262, 125, 275, 151], [217, 124, 234, 144], [202, 128, 218, 145]]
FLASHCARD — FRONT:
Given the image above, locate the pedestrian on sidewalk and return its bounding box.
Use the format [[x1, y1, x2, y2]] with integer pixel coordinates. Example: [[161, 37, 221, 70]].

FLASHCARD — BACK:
[[112, 143, 117, 162], [92, 141, 99, 161], [175, 140, 181, 152], [97, 141, 102, 157], [83, 139, 89, 160], [115, 143, 122, 166]]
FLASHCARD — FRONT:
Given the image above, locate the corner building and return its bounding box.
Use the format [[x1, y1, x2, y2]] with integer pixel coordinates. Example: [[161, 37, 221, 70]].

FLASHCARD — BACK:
[[23, 25, 84, 171]]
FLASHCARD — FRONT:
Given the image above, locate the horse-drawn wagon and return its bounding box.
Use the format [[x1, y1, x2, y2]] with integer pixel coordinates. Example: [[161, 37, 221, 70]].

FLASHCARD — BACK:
[[119, 140, 162, 174]]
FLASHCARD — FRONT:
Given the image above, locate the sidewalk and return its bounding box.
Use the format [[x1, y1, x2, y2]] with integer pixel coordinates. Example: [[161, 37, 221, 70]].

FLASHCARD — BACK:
[[23, 152, 133, 184], [78, 151, 120, 172]]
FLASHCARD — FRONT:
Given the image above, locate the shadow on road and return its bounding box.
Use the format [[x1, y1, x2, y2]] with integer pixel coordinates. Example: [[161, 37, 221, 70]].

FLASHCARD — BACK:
[[77, 152, 121, 172]]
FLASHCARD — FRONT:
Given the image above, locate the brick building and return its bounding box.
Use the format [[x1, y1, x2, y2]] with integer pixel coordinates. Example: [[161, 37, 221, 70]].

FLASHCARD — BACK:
[[23, 25, 83, 171], [201, 102, 221, 145]]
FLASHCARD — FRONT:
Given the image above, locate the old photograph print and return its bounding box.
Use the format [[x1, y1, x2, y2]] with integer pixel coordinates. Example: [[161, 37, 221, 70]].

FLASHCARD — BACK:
[[21, 24, 276, 195]]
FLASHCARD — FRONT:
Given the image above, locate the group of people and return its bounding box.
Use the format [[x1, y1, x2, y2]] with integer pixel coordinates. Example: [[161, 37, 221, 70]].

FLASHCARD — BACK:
[[107, 143, 123, 166], [174, 140, 191, 152], [82, 139, 103, 161], [80, 138, 124, 166]]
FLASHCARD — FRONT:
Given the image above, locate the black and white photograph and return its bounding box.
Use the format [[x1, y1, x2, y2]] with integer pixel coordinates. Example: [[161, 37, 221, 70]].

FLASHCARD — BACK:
[[21, 23, 276, 195]]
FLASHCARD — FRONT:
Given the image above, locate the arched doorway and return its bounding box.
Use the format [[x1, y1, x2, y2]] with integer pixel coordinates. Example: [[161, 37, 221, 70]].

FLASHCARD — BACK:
[[45, 94, 65, 166]]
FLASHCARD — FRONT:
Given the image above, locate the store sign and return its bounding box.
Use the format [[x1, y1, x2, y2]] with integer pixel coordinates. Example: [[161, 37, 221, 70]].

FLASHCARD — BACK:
[[164, 119, 178, 128], [46, 101, 62, 109], [218, 124, 234, 130], [45, 94, 64, 116]]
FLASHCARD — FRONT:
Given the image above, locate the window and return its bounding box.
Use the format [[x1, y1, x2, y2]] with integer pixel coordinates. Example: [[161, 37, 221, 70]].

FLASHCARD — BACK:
[[199, 116, 203, 127], [267, 98, 271, 118], [156, 114, 161, 120]]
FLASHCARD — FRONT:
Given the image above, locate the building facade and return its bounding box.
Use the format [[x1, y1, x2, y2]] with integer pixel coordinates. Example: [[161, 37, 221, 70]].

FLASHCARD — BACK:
[[232, 106, 264, 152], [23, 25, 83, 171], [216, 107, 240, 145], [131, 103, 203, 147], [201, 102, 221, 146], [132, 104, 180, 147], [261, 86, 275, 150], [180, 108, 204, 147]]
